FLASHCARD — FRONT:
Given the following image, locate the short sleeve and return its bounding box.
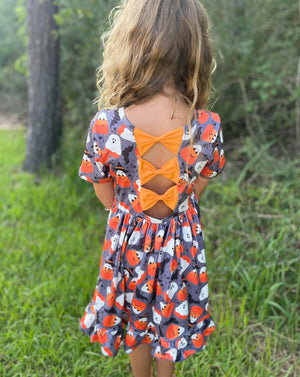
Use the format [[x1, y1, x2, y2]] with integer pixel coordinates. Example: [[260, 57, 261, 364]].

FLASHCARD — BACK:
[[199, 118, 225, 179], [78, 112, 113, 184]]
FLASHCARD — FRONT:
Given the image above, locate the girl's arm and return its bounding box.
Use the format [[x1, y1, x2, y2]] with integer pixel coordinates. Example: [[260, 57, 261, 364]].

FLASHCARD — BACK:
[[193, 176, 210, 200], [93, 181, 115, 209]]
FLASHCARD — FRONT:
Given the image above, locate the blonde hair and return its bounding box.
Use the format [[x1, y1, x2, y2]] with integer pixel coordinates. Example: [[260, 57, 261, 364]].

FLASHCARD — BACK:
[[96, 0, 215, 124]]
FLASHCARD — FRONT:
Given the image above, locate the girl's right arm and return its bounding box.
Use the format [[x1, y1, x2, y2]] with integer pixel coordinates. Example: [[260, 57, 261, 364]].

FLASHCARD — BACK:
[[93, 181, 115, 209]]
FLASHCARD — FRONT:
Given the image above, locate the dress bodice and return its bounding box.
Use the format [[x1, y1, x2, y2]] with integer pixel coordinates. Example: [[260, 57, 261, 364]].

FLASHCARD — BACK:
[[78, 107, 225, 220]]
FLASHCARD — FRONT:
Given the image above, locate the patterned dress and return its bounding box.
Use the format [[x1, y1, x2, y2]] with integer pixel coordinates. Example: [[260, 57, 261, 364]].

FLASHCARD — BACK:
[[78, 107, 225, 363]]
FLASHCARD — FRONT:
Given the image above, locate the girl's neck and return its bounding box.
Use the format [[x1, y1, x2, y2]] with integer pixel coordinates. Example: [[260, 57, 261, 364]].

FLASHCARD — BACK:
[[125, 90, 190, 130]]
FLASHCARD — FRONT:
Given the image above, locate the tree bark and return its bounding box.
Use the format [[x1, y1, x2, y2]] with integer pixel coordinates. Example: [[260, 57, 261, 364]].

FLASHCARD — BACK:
[[24, 0, 61, 173]]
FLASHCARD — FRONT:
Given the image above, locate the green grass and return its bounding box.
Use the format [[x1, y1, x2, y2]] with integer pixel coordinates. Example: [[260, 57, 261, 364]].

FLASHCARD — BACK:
[[0, 128, 299, 377]]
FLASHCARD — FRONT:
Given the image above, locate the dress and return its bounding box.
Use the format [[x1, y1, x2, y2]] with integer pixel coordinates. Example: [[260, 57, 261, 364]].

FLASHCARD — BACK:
[[78, 107, 225, 363]]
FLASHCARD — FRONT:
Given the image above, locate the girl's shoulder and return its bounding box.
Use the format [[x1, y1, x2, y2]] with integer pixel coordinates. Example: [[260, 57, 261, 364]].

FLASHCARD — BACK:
[[195, 109, 221, 125], [91, 107, 123, 123], [194, 108, 222, 131], [190, 109, 224, 149], [90, 107, 222, 138], [89, 107, 127, 135]]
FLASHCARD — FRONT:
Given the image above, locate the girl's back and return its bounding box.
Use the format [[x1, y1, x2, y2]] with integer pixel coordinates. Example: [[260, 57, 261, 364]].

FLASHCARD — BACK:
[[125, 91, 190, 219]]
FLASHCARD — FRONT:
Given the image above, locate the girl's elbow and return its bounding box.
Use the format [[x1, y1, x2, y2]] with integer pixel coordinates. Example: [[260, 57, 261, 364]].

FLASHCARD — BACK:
[[95, 192, 114, 209]]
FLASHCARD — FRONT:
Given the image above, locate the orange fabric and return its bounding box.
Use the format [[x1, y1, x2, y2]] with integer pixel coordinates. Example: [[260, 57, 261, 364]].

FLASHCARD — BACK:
[[134, 127, 184, 156], [140, 185, 179, 211], [139, 157, 180, 185]]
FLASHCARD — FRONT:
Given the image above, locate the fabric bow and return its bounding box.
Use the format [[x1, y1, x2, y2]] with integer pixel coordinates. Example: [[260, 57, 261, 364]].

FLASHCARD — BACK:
[[140, 185, 179, 211], [134, 127, 184, 156], [139, 157, 180, 185]]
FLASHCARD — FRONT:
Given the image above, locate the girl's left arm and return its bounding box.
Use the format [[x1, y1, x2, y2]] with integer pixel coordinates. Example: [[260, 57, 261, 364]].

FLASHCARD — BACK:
[[93, 181, 115, 209], [193, 176, 210, 200]]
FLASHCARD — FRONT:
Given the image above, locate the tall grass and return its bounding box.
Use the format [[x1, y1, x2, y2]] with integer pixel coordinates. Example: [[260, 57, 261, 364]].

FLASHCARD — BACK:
[[0, 128, 299, 377]]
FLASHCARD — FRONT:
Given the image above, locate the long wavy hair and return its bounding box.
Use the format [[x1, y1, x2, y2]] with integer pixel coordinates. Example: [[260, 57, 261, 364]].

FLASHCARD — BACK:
[[96, 0, 215, 124]]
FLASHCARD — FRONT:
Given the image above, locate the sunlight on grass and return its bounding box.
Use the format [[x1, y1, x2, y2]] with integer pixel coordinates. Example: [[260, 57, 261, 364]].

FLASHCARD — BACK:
[[0, 129, 299, 377]]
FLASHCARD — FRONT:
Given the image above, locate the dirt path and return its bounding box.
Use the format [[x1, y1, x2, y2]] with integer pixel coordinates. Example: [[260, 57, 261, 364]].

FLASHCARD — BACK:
[[0, 114, 25, 130]]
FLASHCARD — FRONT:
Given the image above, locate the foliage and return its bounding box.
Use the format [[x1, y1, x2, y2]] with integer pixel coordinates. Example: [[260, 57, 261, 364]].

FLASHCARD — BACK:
[[202, 0, 300, 144], [55, 0, 118, 124], [0, 0, 117, 122], [14, 0, 28, 77], [1, 127, 299, 377], [0, 0, 27, 115], [1, 0, 298, 142]]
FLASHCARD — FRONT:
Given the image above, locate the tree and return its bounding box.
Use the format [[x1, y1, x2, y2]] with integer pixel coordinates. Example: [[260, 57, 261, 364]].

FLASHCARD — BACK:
[[56, 0, 118, 124], [24, 0, 61, 173]]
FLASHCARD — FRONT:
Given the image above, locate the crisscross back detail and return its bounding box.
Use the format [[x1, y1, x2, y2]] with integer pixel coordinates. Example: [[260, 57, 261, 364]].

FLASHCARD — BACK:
[[134, 127, 183, 216]]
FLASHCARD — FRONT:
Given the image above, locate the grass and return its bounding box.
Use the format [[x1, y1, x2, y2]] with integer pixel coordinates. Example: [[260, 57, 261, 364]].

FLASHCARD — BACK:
[[0, 127, 299, 377]]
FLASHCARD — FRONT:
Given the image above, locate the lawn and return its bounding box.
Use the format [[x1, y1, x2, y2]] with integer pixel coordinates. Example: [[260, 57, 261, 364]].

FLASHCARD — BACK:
[[0, 126, 299, 377]]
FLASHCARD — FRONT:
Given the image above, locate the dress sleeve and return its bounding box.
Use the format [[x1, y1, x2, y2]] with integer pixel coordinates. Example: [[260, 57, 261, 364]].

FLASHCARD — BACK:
[[78, 112, 113, 184], [199, 117, 225, 179]]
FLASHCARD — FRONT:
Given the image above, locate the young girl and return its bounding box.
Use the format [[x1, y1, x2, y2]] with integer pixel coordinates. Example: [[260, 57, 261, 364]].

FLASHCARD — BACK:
[[78, 1, 225, 376]]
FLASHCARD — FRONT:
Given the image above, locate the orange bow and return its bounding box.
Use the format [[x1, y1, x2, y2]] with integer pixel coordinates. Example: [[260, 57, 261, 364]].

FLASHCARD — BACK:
[[140, 185, 179, 211], [134, 127, 184, 156], [139, 157, 180, 185]]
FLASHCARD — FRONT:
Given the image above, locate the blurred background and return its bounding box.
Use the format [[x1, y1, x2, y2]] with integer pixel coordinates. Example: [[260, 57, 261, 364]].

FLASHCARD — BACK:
[[0, 0, 299, 376]]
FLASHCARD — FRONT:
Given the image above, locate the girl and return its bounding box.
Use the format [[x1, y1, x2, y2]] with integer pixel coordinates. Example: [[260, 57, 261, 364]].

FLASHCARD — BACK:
[[78, 1, 225, 377]]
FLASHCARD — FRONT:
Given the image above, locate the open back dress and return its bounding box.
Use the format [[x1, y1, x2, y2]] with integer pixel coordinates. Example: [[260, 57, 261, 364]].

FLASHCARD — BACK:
[[78, 107, 225, 363]]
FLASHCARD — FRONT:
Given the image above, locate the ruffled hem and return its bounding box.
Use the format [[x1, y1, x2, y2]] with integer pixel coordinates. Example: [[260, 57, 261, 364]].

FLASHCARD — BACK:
[[79, 307, 216, 363]]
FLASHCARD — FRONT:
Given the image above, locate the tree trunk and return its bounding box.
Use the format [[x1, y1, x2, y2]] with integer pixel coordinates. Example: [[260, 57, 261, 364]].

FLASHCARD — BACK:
[[24, 0, 61, 173]]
